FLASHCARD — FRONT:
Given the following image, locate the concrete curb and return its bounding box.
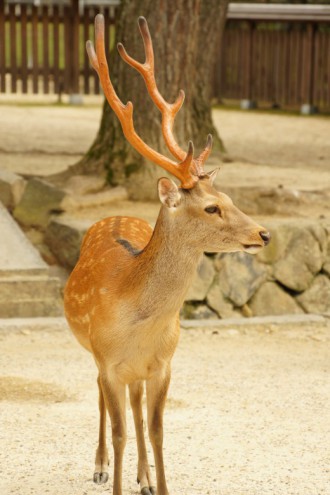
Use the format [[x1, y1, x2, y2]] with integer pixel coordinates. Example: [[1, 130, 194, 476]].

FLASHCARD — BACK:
[[181, 313, 329, 329], [0, 317, 68, 333], [0, 314, 328, 334]]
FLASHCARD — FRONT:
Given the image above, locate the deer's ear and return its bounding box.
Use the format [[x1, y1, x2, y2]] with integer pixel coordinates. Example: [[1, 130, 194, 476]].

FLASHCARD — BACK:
[[158, 178, 181, 209], [207, 168, 220, 185]]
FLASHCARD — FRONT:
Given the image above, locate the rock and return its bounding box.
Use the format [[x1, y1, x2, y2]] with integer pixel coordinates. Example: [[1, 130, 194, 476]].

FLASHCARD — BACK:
[[220, 186, 301, 216], [221, 185, 330, 218], [45, 217, 92, 269], [257, 222, 283, 265], [273, 223, 327, 292], [49, 265, 70, 291], [0, 169, 26, 210], [241, 303, 253, 317], [296, 275, 330, 314], [215, 252, 267, 306], [0, 274, 63, 317], [13, 178, 66, 227], [0, 201, 48, 276], [63, 175, 106, 196], [61, 186, 128, 211], [0, 202, 63, 317], [24, 228, 58, 265], [185, 256, 215, 301], [206, 275, 242, 318], [181, 302, 218, 320], [249, 281, 303, 316], [323, 227, 330, 276], [323, 262, 330, 277]]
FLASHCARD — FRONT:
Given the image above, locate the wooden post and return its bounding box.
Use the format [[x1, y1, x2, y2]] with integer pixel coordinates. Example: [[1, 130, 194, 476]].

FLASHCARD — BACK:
[[20, 4, 28, 93], [53, 5, 60, 94], [9, 3, 17, 92], [63, 3, 71, 94], [301, 22, 317, 114], [83, 5, 90, 94], [31, 5, 39, 94], [241, 21, 256, 110], [245, 21, 253, 100], [69, 0, 82, 103], [0, 0, 5, 92], [42, 6, 49, 94]]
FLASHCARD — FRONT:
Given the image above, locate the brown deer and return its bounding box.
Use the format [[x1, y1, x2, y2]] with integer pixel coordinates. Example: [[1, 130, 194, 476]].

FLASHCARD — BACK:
[[64, 14, 270, 495]]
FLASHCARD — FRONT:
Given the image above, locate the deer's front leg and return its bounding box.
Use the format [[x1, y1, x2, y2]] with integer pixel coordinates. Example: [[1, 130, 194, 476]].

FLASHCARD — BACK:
[[99, 372, 126, 495], [129, 381, 156, 495], [94, 374, 109, 484], [146, 366, 171, 495]]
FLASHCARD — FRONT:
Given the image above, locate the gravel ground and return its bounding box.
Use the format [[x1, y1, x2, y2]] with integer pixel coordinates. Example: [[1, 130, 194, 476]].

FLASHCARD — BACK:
[[0, 322, 329, 495]]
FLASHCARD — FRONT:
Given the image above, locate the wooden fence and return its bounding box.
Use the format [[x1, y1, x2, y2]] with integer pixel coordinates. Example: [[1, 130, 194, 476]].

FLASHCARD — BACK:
[[217, 4, 330, 111], [0, 2, 330, 112], [0, 1, 116, 95]]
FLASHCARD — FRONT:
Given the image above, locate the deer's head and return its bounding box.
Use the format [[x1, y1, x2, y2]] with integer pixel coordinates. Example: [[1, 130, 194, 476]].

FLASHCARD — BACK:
[[87, 15, 270, 255], [157, 174, 270, 254]]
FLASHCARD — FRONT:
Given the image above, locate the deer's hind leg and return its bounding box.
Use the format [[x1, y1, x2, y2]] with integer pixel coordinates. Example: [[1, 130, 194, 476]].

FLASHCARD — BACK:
[[93, 374, 109, 484], [129, 381, 156, 495]]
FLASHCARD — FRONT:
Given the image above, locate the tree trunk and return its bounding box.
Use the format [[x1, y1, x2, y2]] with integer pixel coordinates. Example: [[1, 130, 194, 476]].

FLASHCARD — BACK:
[[76, 0, 229, 199]]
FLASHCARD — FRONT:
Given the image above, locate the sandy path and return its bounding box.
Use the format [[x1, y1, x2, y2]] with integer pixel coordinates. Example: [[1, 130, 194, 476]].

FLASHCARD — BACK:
[[0, 323, 329, 495], [0, 104, 329, 191], [213, 110, 330, 171], [0, 105, 102, 175]]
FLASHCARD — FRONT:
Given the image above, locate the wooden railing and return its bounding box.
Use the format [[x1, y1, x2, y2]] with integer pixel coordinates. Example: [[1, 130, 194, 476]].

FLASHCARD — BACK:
[[0, 1, 117, 95]]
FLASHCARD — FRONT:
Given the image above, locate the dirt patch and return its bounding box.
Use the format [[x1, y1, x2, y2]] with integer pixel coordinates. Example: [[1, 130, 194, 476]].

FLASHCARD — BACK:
[[0, 376, 75, 403]]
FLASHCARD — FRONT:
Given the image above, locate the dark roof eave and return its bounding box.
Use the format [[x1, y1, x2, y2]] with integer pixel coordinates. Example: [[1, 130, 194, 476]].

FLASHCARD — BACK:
[[227, 3, 330, 22]]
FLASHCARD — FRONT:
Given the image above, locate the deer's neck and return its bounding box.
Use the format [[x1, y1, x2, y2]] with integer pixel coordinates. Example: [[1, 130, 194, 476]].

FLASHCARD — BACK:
[[131, 208, 202, 320]]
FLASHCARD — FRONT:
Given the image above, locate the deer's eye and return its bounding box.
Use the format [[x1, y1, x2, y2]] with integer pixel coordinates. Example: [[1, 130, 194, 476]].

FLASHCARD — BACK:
[[205, 205, 221, 215]]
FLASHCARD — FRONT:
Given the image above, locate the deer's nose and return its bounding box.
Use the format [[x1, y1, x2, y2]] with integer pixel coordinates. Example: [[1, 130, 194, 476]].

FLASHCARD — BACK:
[[259, 231, 271, 246]]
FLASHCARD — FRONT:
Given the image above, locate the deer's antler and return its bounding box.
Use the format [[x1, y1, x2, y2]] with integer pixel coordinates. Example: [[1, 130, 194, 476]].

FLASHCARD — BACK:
[[87, 14, 212, 189]]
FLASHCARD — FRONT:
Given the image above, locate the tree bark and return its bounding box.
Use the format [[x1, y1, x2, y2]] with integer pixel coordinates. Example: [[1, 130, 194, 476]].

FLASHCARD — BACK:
[[76, 0, 229, 199]]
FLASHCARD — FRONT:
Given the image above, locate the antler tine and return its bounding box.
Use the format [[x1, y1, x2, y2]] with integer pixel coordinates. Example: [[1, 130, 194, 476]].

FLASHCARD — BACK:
[[86, 40, 99, 72], [88, 14, 127, 121], [138, 16, 155, 68], [180, 141, 196, 182], [87, 14, 198, 189], [117, 16, 187, 162], [117, 17, 154, 71], [195, 134, 213, 174]]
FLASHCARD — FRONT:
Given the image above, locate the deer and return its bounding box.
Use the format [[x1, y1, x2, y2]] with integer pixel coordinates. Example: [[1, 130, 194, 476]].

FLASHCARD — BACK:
[[64, 14, 270, 495]]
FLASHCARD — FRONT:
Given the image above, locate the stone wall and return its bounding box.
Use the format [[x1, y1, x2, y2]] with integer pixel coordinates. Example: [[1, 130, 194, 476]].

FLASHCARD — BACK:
[[182, 218, 330, 319], [44, 215, 330, 318]]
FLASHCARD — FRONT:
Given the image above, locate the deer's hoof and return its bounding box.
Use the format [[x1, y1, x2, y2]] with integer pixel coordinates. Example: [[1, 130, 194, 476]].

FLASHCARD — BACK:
[[93, 471, 109, 484], [141, 487, 156, 495]]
